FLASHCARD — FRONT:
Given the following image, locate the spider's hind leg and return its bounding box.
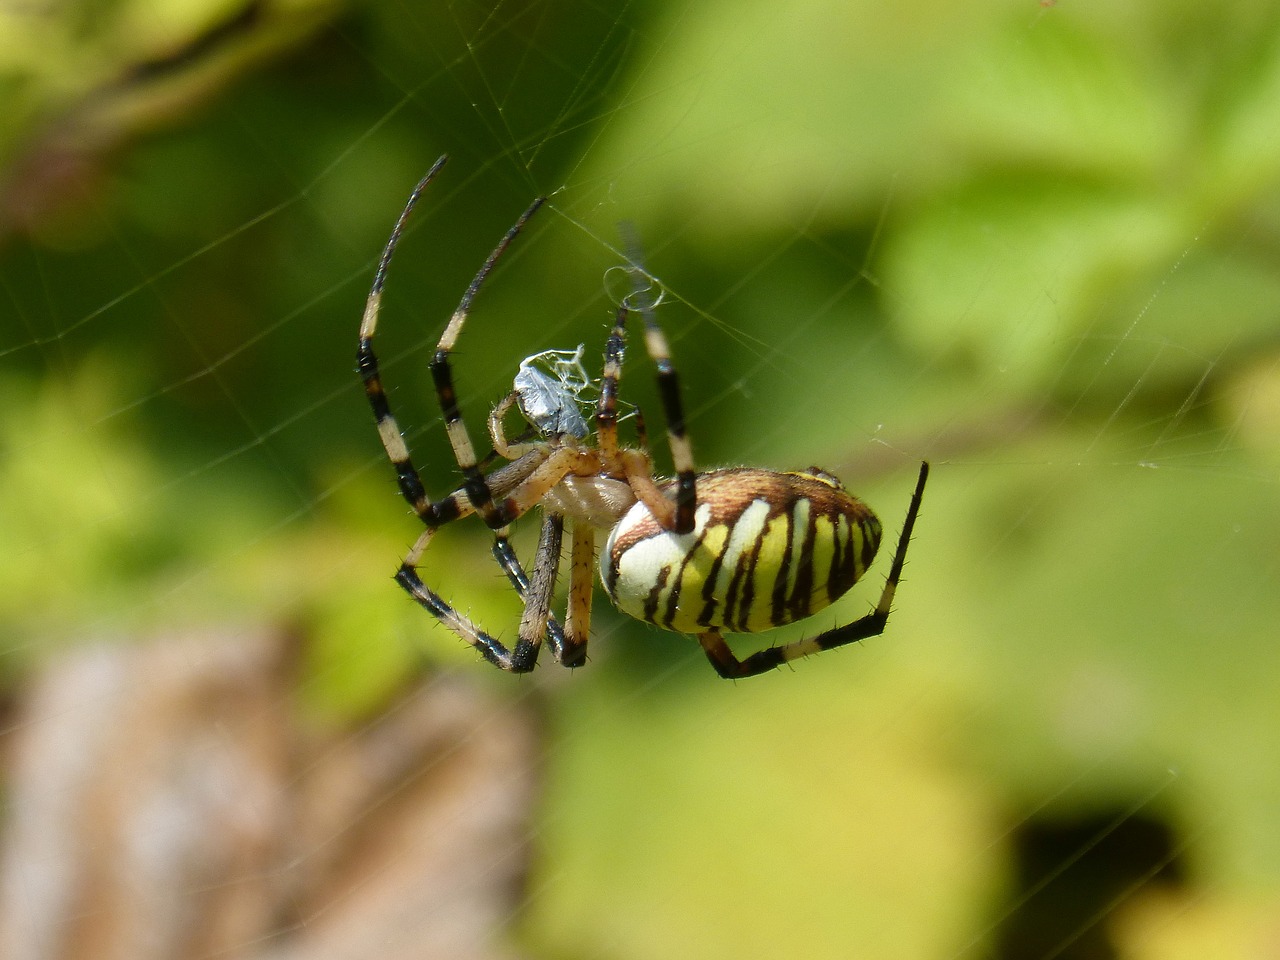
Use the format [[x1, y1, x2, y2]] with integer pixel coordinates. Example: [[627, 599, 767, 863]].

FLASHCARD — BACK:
[[697, 461, 929, 680]]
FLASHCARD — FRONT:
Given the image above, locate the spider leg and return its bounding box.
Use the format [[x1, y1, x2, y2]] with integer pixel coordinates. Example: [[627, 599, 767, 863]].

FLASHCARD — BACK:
[[516, 513, 564, 662], [562, 521, 596, 666], [431, 196, 546, 531], [595, 300, 696, 533], [357, 156, 461, 525], [492, 525, 570, 662], [621, 232, 697, 533], [632, 406, 651, 452], [492, 517, 593, 669], [393, 447, 599, 671], [488, 391, 543, 460], [395, 527, 541, 672], [356, 154, 547, 531], [696, 462, 929, 679], [635, 307, 697, 534], [594, 302, 627, 462]]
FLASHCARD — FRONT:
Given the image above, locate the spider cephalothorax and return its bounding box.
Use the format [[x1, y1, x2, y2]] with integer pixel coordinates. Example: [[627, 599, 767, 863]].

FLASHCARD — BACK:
[[357, 155, 927, 678]]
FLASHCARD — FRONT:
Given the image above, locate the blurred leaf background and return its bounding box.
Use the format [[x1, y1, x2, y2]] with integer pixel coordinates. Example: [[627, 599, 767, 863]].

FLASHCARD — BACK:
[[2, 0, 1279, 958]]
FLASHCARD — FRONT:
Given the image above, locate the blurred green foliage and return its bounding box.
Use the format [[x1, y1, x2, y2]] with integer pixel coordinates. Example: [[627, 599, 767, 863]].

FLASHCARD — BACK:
[[3, 0, 1280, 957]]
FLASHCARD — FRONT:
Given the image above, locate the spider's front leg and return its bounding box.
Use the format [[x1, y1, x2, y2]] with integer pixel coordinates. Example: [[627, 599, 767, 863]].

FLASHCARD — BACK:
[[357, 156, 547, 533]]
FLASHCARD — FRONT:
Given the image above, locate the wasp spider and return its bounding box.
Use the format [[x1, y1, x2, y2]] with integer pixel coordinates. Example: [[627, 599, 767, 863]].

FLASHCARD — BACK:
[[357, 156, 929, 679]]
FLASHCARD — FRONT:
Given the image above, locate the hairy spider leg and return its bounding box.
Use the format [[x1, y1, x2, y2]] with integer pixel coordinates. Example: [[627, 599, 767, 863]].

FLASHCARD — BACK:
[[696, 460, 929, 678], [359, 157, 584, 671], [591, 305, 680, 531], [357, 152, 549, 531], [357, 154, 453, 524], [491, 525, 575, 664], [393, 452, 586, 673], [431, 194, 548, 529], [621, 230, 698, 534], [397, 443, 604, 671], [563, 522, 596, 661], [394, 525, 543, 672], [593, 302, 626, 461], [515, 514, 565, 658]]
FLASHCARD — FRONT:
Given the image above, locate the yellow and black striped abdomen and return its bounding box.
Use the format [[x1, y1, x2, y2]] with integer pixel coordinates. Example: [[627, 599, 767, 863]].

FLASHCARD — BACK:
[[601, 468, 882, 634]]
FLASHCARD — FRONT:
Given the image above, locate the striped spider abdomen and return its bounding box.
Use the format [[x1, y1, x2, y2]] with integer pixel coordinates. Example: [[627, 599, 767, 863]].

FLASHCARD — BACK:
[[602, 468, 883, 634]]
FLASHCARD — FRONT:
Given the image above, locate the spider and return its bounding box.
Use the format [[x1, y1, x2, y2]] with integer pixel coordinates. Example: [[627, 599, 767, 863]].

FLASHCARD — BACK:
[[357, 155, 929, 679]]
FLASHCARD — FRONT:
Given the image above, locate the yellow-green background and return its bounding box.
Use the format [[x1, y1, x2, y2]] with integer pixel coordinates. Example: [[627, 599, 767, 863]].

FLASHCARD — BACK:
[[4, 0, 1279, 957]]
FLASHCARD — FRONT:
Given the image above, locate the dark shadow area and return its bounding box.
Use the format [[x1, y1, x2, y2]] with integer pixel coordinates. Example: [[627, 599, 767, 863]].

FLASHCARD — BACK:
[[992, 809, 1187, 960]]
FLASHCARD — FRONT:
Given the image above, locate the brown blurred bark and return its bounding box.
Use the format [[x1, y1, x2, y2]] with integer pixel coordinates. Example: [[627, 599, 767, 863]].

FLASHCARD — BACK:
[[0, 630, 541, 960]]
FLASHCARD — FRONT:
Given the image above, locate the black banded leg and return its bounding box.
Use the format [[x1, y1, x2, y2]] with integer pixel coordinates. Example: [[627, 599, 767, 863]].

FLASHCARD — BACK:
[[632, 407, 652, 453], [595, 302, 628, 461], [357, 156, 464, 525], [639, 313, 696, 533], [594, 304, 683, 528], [492, 526, 569, 661], [697, 631, 786, 680], [430, 196, 547, 532], [395, 529, 540, 673], [621, 233, 697, 533], [699, 461, 929, 680]]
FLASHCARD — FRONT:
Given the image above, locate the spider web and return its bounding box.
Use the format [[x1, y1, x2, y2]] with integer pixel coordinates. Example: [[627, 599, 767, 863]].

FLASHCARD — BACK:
[[2, 1, 1279, 959]]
